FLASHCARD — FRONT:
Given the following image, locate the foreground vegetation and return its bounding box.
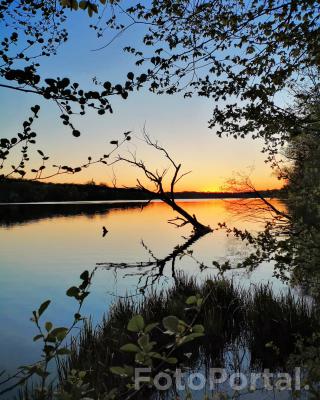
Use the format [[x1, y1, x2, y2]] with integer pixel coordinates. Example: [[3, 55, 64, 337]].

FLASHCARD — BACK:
[[60, 275, 318, 399], [0, 273, 317, 399]]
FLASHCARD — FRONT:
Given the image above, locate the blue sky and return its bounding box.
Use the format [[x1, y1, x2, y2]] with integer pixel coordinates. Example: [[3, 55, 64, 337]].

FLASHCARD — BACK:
[[0, 7, 282, 191]]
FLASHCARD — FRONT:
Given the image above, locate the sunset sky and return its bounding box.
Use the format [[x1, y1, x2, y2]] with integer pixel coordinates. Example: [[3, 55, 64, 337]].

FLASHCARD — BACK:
[[0, 11, 284, 192]]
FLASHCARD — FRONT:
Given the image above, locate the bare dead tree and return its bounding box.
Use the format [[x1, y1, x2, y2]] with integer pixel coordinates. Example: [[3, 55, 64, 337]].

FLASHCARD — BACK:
[[116, 130, 212, 235], [224, 171, 290, 222]]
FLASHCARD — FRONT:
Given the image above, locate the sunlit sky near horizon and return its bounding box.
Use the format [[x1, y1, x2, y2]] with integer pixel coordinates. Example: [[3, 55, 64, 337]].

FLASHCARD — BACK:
[[0, 10, 284, 192]]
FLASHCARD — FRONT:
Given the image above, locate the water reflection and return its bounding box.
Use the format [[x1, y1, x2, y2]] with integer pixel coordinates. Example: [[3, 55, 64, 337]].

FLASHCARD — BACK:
[[63, 274, 315, 399], [0, 201, 146, 227], [97, 229, 211, 293], [0, 199, 287, 376]]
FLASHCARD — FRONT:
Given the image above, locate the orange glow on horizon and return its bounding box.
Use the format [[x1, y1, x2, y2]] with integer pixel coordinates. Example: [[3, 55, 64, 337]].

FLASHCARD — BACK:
[[45, 173, 284, 193]]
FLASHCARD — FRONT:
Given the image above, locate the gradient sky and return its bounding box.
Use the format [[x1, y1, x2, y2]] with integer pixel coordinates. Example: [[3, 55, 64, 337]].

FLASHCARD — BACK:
[[0, 10, 283, 192]]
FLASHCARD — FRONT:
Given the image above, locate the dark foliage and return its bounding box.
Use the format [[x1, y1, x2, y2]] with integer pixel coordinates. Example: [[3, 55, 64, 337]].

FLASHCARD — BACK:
[[61, 275, 318, 398], [0, 178, 151, 203]]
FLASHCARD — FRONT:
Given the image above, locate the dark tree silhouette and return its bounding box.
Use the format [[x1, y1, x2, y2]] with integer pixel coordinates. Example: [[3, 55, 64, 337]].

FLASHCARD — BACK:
[[1, 0, 320, 152], [95, 1, 320, 150]]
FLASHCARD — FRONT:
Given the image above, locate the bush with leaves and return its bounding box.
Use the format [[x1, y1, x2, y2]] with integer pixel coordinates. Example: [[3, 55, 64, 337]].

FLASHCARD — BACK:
[[109, 294, 205, 398], [0, 269, 208, 400], [0, 269, 94, 399]]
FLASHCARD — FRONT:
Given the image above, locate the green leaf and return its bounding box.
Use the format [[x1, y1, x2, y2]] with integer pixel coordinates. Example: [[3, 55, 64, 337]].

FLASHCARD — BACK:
[[33, 334, 44, 342], [123, 365, 134, 377], [78, 371, 86, 379], [144, 322, 159, 333], [71, 0, 78, 10], [80, 270, 89, 281], [46, 334, 57, 343], [149, 352, 162, 360], [162, 316, 180, 333], [120, 343, 140, 353], [135, 352, 152, 366], [137, 334, 155, 352], [186, 296, 197, 305], [165, 357, 178, 364], [45, 321, 53, 332], [110, 366, 128, 377], [51, 327, 68, 340], [38, 300, 50, 317], [66, 286, 79, 297], [79, 0, 87, 9], [178, 332, 204, 346], [56, 348, 71, 355], [127, 315, 145, 332], [196, 298, 203, 307], [192, 324, 205, 333], [90, 3, 98, 13]]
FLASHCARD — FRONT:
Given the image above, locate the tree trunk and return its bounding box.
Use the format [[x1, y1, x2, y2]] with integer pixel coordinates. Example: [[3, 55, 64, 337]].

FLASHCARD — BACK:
[[162, 194, 212, 234]]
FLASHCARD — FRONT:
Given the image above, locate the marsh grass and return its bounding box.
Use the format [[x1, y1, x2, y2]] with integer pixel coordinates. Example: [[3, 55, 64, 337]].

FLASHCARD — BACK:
[[58, 275, 318, 398]]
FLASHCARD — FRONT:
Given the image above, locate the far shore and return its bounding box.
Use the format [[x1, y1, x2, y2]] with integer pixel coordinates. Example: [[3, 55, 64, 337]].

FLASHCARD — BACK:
[[0, 178, 285, 204]]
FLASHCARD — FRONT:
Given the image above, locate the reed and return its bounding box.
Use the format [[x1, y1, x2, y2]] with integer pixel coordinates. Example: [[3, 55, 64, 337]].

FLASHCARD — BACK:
[[59, 275, 317, 398]]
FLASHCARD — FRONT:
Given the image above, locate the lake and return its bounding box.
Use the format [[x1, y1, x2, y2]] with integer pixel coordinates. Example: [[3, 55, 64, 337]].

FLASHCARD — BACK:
[[0, 199, 288, 378]]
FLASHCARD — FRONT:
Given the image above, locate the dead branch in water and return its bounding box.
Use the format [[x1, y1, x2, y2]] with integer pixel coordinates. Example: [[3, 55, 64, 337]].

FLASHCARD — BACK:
[[97, 229, 209, 292]]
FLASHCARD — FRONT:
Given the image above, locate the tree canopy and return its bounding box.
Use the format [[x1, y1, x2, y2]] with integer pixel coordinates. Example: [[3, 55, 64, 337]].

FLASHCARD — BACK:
[[1, 0, 319, 180], [1, 0, 320, 141]]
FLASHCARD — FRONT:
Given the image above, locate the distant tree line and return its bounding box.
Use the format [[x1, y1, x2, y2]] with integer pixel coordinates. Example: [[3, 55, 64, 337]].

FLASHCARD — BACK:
[[0, 178, 150, 203], [0, 177, 283, 203]]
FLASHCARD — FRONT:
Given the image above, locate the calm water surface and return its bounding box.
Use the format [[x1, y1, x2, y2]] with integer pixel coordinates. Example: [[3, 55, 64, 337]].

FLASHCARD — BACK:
[[0, 199, 286, 374]]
